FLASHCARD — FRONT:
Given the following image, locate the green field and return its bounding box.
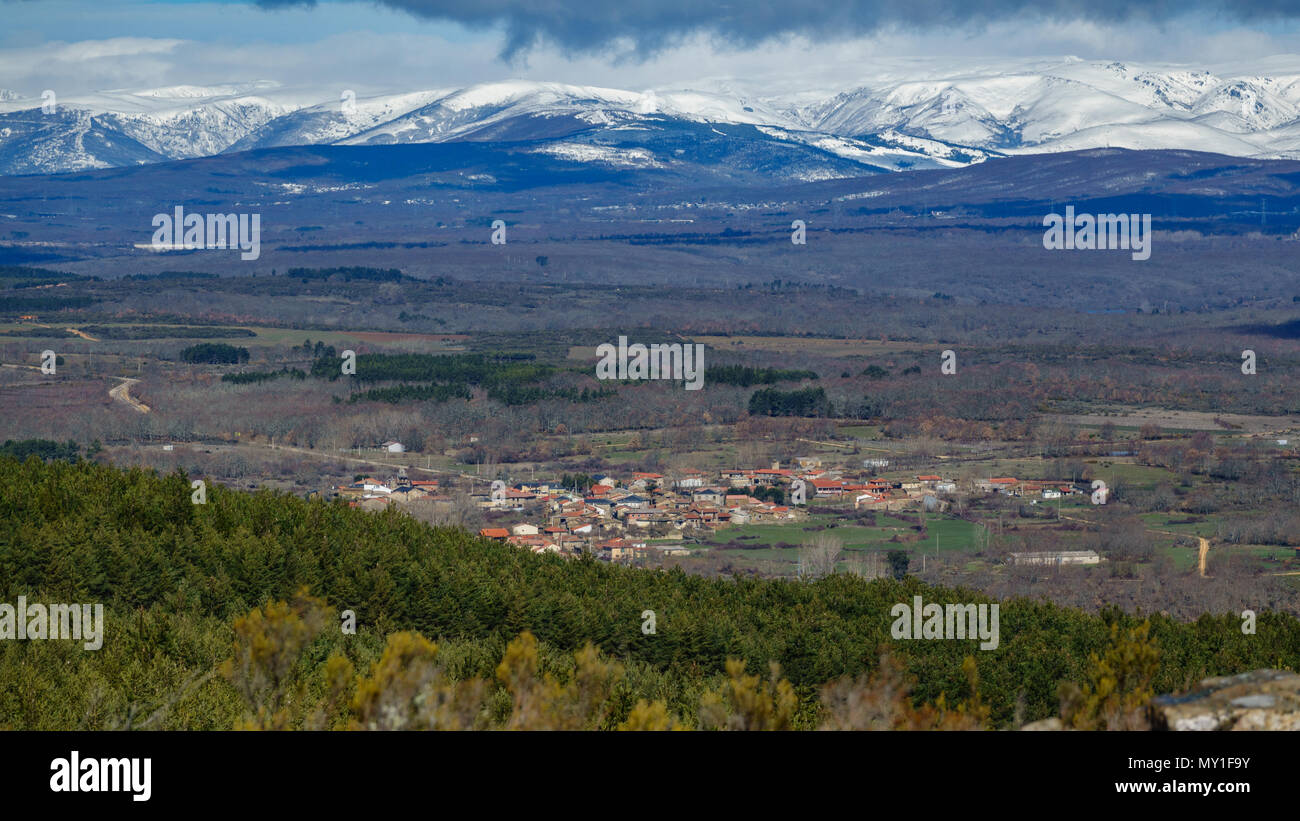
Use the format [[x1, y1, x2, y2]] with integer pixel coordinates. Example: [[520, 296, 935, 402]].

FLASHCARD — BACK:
[[835, 424, 884, 439], [1138, 512, 1220, 538], [706, 512, 983, 563], [1085, 460, 1181, 488]]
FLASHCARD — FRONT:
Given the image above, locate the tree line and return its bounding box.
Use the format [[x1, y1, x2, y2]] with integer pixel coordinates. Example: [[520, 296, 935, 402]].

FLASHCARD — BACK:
[[180, 343, 251, 364], [706, 365, 819, 387]]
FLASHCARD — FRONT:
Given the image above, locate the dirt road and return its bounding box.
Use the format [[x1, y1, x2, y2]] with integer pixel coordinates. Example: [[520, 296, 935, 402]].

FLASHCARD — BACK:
[[109, 377, 150, 413]]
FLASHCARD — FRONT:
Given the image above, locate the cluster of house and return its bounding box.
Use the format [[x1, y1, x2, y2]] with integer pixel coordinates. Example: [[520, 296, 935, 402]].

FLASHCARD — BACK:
[[474, 468, 797, 563], [332, 476, 444, 510], [973, 477, 1082, 499], [330, 458, 1088, 565], [473, 458, 977, 564]]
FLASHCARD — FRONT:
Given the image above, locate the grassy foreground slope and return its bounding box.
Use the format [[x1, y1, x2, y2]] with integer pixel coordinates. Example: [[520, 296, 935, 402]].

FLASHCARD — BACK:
[[0, 455, 1297, 729]]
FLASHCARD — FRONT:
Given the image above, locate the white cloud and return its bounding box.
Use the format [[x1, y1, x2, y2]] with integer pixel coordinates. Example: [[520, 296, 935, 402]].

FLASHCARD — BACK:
[[4, 7, 1300, 99]]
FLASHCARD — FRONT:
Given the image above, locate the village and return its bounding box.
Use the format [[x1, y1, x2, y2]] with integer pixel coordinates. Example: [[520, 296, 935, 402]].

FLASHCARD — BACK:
[[326, 450, 1088, 565]]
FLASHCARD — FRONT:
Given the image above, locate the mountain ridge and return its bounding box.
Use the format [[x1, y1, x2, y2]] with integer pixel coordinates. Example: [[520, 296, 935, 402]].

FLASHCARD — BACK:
[[9, 57, 1300, 176]]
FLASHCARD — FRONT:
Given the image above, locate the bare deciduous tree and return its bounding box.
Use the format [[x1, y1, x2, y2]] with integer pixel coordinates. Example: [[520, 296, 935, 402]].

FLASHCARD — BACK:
[[799, 533, 843, 579], [844, 550, 884, 580]]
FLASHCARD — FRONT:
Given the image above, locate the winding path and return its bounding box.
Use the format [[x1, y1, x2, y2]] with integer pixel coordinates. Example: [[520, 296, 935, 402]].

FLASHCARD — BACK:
[[109, 377, 150, 413]]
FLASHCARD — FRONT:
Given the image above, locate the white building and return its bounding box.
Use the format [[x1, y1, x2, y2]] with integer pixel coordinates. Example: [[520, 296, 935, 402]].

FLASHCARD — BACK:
[[1009, 550, 1101, 567], [380, 440, 405, 453]]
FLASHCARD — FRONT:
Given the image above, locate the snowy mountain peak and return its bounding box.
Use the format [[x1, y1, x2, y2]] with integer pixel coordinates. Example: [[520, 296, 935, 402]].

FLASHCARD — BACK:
[[10, 57, 1300, 176], [115, 81, 281, 100]]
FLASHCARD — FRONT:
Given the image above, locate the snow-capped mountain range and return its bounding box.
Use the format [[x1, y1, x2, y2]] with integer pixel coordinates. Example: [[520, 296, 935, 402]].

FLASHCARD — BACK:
[[9, 56, 1300, 177]]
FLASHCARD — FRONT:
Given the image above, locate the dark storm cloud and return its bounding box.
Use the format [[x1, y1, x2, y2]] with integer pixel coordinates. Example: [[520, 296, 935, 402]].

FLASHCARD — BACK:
[[253, 1, 1300, 58]]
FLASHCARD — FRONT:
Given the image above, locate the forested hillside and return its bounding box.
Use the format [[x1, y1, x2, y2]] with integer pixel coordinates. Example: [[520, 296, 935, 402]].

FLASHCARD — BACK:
[[1, 455, 1296, 730]]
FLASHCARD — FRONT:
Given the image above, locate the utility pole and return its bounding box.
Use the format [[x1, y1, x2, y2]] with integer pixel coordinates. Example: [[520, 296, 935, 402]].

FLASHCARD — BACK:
[[924, 507, 930, 572]]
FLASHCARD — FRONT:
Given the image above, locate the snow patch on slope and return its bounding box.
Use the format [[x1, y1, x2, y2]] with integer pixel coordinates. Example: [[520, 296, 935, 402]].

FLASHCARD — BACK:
[[531, 142, 664, 168]]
